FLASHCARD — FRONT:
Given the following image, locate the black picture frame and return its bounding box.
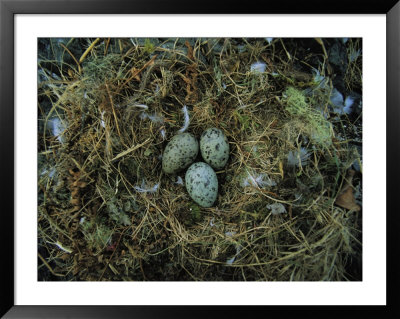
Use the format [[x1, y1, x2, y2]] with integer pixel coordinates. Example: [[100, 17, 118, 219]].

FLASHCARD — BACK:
[[1, 0, 399, 318]]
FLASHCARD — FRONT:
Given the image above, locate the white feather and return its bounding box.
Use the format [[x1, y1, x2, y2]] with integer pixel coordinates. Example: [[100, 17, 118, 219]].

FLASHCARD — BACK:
[[242, 172, 276, 188], [330, 88, 355, 115], [250, 61, 267, 73], [140, 112, 164, 123], [267, 203, 287, 215], [50, 118, 67, 143], [134, 181, 159, 193], [226, 257, 235, 265], [226, 245, 241, 265], [175, 176, 184, 185], [160, 129, 166, 140], [343, 96, 354, 114], [100, 110, 106, 128], [132, 104, 148, 110], [210, 217, 215, 227], [147, 114, 164, 123], [330, 88, 344, 107], [178, 105, 190, 133]]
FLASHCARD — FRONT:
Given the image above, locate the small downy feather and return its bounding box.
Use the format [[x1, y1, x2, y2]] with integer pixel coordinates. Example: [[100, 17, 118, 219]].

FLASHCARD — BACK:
[[330, 88, 354, 115], [100, 110, 106, 128], [177, 105, 190, 133], [226, 245, 241, 265], [160, 128, 166, 140], [343, 96, 354, 114], [134, 180, 159, 193], [250, 61, 267, 73], [132, 103, 149, 110], [267, 203, 287, 215], [242, 171, 276, 188], [50, 117, 67, 143], [140, 112, 164, 124], [287, 148, 310, 167], [175, 176, 184, 185]]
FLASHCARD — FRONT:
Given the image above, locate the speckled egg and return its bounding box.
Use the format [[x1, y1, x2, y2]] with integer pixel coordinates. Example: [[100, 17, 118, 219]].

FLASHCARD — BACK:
[[200, 128, 229, 170], [162, 133, 199, 174], [185, 162, 218, 208]]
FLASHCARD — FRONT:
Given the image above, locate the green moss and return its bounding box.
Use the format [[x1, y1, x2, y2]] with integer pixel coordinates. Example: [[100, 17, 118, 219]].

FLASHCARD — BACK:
[[83, 53, 123, 83], [234, 110, 251, 131], [81, 219, 113, 252], [143, 39, 155, 54], [284, 86, 333, 147], [189, 203, 202, 223]]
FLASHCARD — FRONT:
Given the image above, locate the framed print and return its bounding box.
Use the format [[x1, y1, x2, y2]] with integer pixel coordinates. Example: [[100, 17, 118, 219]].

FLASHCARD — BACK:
[[1, 0, 399, 318]]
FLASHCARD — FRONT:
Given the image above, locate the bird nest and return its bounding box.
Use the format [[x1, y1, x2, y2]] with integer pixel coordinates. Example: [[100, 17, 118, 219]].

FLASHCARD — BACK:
[[38, 38, 362, 281]]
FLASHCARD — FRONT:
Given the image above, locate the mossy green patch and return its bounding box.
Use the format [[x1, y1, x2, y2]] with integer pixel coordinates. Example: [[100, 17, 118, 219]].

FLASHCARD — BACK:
[[283, 86, 333, 147]]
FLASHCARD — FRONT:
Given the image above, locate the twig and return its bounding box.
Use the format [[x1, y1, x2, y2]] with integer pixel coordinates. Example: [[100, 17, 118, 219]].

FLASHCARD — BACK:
[[118, 54, 158, 92], [59, 43, 82, 74], [279, 39, 291, 61], [111, 138, 151, 162], [105, 83, 122, 139], [38, 252, 65, 277], [139, 259, 147, 280], [104, 38, 111, 56], [79, 38, 101, 64], [98, 227, 129, 281]]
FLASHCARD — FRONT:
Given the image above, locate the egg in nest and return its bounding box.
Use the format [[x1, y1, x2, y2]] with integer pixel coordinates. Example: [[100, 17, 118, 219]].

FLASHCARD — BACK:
[[162, 133, 199, 174], [185, 162, 218, 208], [200, 128, 229, 170]]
